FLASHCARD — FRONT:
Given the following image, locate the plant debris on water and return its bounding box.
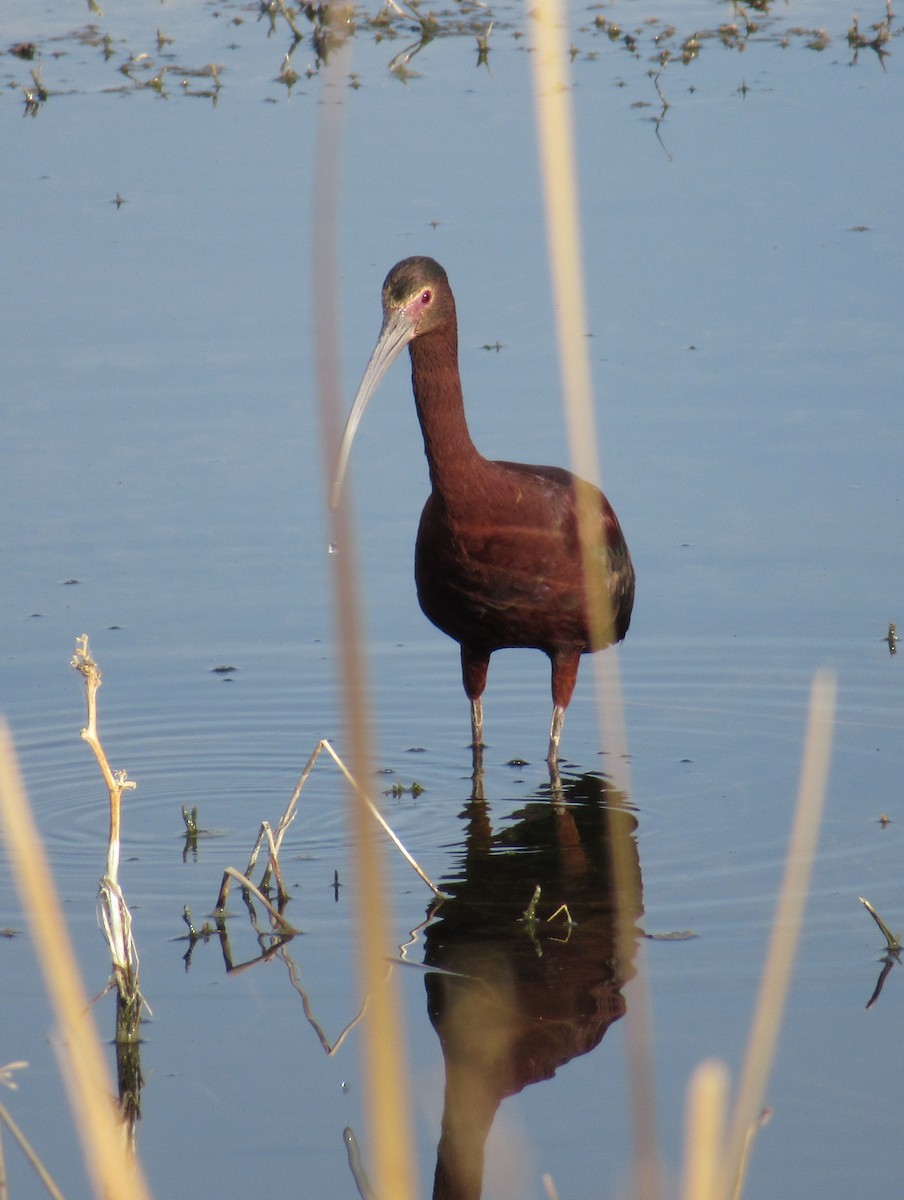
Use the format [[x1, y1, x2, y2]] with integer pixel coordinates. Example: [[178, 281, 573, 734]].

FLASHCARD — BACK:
[[3, 0, 898, 116]]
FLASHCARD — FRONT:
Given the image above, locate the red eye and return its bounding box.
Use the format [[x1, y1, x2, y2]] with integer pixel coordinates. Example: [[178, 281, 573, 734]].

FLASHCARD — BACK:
[[421, 289, 432, 305]]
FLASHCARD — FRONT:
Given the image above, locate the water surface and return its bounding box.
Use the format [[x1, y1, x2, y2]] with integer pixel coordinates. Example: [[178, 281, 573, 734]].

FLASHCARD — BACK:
[[1, 1, 902, 1197]]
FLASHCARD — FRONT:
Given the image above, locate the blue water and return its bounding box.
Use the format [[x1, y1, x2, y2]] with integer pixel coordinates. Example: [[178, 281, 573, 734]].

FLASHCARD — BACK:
[[1, 1, 902, 1197]]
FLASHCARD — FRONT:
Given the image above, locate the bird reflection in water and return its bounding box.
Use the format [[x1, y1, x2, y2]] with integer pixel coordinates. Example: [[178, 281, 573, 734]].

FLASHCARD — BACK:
[[423, 771, 642, 1199]]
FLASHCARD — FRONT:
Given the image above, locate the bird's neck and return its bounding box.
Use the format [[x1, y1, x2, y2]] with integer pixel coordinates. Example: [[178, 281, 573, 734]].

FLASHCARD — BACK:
[[409, 324, 484, 500]]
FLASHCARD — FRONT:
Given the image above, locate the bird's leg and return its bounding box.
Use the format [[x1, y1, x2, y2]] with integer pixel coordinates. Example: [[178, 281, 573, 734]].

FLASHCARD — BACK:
[[470, 696, 484, 748], [461, 646, 489, 754], [470, 698, 485, 781], [471, 758, 486, 801], [548, 650, 580, 767], [547, 704, 566, 766], [547, 753, 563, 796]]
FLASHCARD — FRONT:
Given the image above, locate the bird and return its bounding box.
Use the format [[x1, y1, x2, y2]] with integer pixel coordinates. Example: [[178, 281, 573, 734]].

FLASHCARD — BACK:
[[331, 256, 634, 766]]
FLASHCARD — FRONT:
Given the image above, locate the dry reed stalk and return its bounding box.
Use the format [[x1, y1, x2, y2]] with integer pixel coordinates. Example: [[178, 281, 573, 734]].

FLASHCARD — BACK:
[[681, 1059, 729, 1200], [529, 11, 836, 1199], [216, 738, 443, 923], [216, 866, 298, 933], [320, 740, 446, 897], [526, 0, 630, 777], [542, 1173, 561, 1199], [312, 21, 416, 1200], [253, 739, 444, 898], [859, 896, 902, 952], [527, 2, 659, 1197], [717, 669, 836, 1199], [0, 1098, 67, 1200], [70, 636, 144, 1046], [0, 722, 153, 1200]]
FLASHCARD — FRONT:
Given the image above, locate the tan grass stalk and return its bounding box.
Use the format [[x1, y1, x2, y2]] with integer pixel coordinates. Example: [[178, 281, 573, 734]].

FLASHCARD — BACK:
[[542, 1173, 561, 1199], [0, 722, 153, 1200], [527, 2, 659, 1196], [312, 24, 416, 1200], [526, 0, 630, 778], [718, 669, 835, 1198], [0, 1099, 67, 1200], [682, 1059, 729, 1200], [0, 1110, 6, 1200]]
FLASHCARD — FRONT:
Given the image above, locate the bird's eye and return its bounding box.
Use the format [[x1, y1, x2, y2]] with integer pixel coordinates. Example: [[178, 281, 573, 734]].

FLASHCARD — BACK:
[[420, 289, 432, 305]]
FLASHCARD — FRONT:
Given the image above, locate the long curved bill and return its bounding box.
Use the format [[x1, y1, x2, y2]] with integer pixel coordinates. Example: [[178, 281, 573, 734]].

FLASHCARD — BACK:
[[330, 308, 416, 509]]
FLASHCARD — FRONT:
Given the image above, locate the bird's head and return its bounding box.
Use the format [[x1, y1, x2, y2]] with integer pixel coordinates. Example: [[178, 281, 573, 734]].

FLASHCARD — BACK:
[[330, 257, 454, 509], [380, 256, 452, 340]]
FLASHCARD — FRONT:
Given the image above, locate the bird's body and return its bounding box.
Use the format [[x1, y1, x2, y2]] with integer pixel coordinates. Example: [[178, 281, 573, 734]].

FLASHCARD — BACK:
[[332, 256, 634, 765]]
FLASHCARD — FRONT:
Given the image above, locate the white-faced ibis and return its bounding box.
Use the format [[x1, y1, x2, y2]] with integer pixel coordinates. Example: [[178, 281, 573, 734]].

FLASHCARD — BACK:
[[332, 256, 634, 765]]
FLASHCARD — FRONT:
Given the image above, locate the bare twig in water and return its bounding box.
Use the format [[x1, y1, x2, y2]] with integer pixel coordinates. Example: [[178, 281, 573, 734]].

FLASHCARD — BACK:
[[70, 636, 147, 1054], [319, 740, 447, 897], [860, 895, 901, 1006], [521, 884, 542, 925], [216, 867, 298, 933], [859, 896, 902, 952], [227, 739, 446, 904], [282, 950, 373, 1055], [476, 20, 494, 68], [547, 902, 575, 928], [344, 1126, 376, 1200]]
